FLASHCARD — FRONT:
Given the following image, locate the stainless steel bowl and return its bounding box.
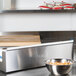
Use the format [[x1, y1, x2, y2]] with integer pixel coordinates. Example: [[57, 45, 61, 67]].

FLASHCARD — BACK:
[[46, 59, 74, 75]]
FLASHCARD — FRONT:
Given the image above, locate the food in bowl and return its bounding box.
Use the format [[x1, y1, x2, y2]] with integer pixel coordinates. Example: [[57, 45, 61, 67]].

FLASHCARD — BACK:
[[48, 61, 72, 65], [46, 59, 74, 75]]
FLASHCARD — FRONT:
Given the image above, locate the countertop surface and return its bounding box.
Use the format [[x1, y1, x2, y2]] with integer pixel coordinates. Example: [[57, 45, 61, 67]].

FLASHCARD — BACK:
[[0, 62, 76, 76]]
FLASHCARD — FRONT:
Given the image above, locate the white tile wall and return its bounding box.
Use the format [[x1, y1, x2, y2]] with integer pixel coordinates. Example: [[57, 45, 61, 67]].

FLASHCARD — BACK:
[[0, 0, 76, 31], [1, 0, 76, 10], [1, 13, 72, 32], [0, 14, 3, 31], [3, 0, 11, 10], [15, 0, 75, 9], [72, 13, 76, 31]]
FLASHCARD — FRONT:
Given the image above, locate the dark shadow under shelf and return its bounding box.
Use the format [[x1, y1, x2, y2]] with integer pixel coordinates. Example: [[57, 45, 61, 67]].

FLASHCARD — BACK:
[[0, 9, 76, 13]]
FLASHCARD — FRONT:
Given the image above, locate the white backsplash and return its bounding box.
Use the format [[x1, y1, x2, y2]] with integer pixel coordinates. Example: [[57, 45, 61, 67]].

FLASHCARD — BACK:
[[0, 0, 76, 32], [0, 13, 72, 32], [0, 0, 76, 10], [15, 0, 76, 9]]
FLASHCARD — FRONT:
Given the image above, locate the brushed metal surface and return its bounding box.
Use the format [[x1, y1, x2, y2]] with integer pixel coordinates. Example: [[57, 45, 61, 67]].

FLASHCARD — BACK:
[[11, 0, 16, 9], [0, 62, 76, 76], [0, 40, 74, 72]]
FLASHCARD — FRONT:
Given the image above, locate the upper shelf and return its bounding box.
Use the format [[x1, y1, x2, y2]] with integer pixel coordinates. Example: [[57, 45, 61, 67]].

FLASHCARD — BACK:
[[1, 0, 76, 13], [0, 9, 76, 13]]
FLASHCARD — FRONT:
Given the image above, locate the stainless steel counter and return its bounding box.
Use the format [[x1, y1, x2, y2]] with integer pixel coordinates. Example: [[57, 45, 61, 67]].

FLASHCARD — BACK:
[[0, 62, 76, 76]]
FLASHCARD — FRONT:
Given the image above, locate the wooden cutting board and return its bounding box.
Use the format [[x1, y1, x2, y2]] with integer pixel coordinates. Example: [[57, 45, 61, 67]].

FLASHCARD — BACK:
[[0, 35, 41, 46]]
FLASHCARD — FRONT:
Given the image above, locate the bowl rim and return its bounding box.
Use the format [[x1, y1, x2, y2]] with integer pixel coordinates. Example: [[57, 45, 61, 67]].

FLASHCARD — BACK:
[[45, 58, 74, 66]]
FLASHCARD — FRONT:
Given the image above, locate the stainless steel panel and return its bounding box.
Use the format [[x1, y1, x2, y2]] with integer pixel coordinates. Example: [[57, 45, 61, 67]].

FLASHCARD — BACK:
[[11, 0, 16, 9], [0, 63, 76, 76], [0, 51, 6, 72], [0, 40, 74, 72]]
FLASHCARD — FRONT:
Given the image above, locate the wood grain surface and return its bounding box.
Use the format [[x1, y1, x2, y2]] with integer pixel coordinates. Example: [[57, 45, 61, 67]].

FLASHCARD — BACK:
[[0, 35, 41, 46]]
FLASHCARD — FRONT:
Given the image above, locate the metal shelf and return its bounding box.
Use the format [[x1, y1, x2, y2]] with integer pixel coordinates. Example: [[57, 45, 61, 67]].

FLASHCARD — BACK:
[[0, 9, 76, 13]]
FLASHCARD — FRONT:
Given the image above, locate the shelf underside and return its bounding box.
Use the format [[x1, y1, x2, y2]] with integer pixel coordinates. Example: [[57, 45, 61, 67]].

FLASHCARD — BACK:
[[0, 9, 76, 13]]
